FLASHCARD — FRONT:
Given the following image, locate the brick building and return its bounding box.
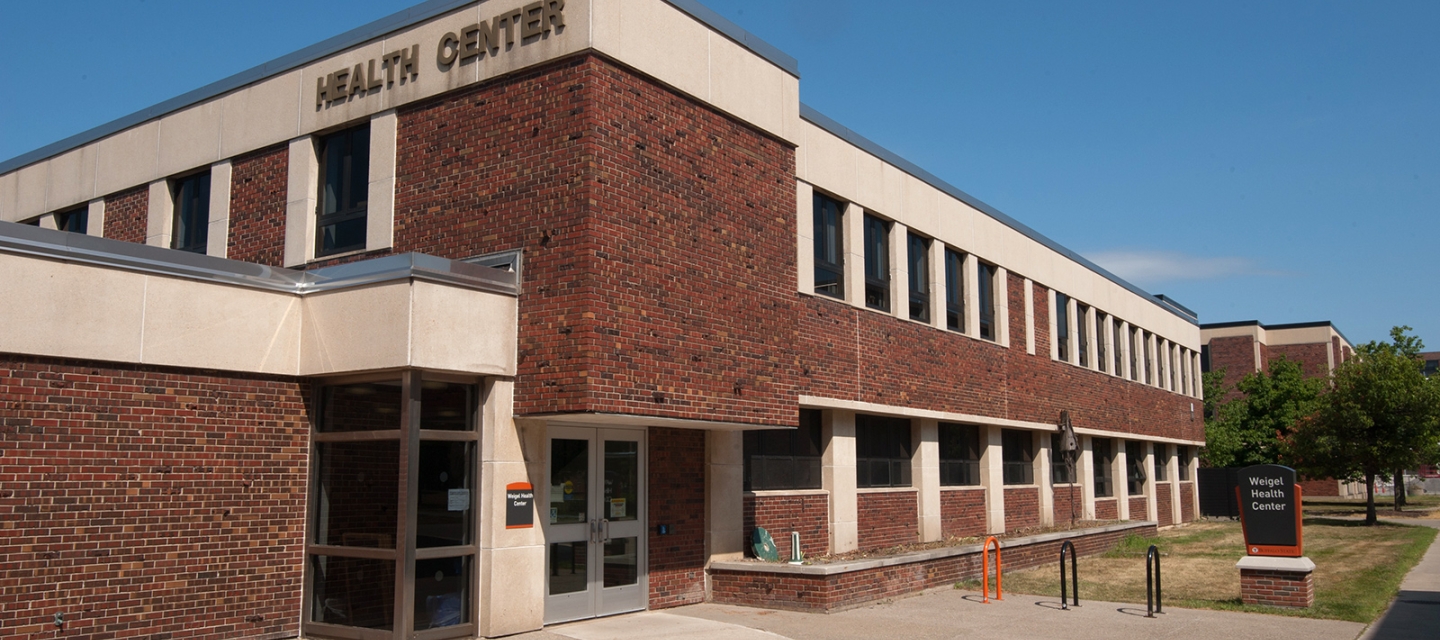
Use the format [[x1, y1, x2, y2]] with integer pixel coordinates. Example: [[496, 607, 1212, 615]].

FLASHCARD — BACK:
[[0, 1, 1203, 638], [1200, 320, 1359, 496]]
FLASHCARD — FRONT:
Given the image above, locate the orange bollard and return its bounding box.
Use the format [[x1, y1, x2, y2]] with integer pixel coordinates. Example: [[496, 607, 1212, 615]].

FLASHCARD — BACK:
[[981, 536, 1003, 603]]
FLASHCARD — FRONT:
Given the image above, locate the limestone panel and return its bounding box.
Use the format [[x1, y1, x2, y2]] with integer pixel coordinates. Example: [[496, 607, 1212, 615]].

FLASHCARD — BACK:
[[139, 276, 301, 374], [157, 98, 224, 177], [409, 280, 518, 377], [95, 121, 160, 197]]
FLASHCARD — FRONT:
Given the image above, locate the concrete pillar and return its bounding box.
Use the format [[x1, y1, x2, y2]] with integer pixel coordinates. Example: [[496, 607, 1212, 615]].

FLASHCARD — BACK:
[[964, 253, 980, 340], [980, 426, 1005, 534], [706, 430, 744, 562], [366, 110, 398, 253], [1047, 289, 1059, 361], [478, 380, 544, 638], [842, 203, 866, 309], [795, 181, 814, 295], [1066, 296, 1079, 365], [1166, 443, 1182, 526], [284, 135, 318, 267], [206, 159, 232, 258], [1144, 442, 1158, 523], [824, 410, 858, 553], [995, 267, 1010, 347], [1118, 320, 1132, 380], [1078, 436, 1096, 519], [1037, 430, 1054, 527], [145, 179, 173, 248], [889, 221, 908, 318], [1115, 441, 1131, 520], [85, 198, 105, 236], [915, 419, 941, 542], [1023, 278, 1035, 355], [928, 239, 946, 331]]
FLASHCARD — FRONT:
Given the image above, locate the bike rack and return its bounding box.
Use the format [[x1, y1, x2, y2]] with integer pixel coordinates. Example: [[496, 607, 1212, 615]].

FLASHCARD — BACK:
[[981, 536, 1003, 603], [1145, 544, 1163, 617], [1059, 539, 1078, 610]]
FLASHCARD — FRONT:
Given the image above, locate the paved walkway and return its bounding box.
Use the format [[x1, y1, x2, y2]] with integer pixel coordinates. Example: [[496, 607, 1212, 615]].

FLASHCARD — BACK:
[[520, 515, 1440, 640], [1358, 516, 1440, 640]]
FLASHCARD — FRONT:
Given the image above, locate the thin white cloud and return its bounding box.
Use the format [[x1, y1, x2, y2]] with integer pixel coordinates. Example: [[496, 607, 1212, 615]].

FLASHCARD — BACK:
[[1087, 250, 1284, 286]]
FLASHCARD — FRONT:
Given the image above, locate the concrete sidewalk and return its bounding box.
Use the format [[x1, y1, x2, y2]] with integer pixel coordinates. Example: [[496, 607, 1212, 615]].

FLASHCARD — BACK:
[[527, 587, 1363, 640], [1358, 517, 1440, 640]]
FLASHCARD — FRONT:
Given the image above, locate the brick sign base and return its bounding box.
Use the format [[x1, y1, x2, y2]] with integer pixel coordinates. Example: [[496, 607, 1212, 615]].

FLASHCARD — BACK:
[[1237, 556, 1316, 608]]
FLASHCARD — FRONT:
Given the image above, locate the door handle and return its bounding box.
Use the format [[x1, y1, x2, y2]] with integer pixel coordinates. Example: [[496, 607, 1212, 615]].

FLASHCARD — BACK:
[[601, 518, 610, 543], [589, 518, 599, 544]]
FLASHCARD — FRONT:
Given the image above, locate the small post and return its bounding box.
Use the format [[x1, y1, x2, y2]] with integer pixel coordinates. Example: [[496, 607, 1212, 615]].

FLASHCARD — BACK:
[[789, 532, 803, 565], [1145, 544, 1162, 617], [981, 536, 1003, 603], [1059, 539, 1078, 609]]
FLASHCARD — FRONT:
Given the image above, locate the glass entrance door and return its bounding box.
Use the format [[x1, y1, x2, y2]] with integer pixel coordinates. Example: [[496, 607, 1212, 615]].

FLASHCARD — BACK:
[[544, 427, 646, 624]]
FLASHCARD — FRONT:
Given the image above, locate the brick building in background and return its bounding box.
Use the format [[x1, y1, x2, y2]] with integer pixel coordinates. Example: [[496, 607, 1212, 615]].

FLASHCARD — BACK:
[[1, 1, 1203, 638], [1200, 320, 1359, 497]]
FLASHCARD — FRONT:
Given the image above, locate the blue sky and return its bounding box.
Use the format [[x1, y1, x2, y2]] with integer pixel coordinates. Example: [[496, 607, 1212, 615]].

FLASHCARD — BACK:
[[3, 0, 1436, 347]]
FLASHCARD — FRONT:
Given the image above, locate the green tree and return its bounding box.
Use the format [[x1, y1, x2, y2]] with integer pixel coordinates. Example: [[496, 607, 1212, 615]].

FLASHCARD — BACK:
[[1201, 359, 1322, 468], [1289, 327, 1440, 525]]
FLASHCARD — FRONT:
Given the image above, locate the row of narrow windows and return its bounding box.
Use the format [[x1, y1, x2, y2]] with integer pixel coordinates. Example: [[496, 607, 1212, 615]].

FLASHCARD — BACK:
[[1054, 292, 1198, 396], [745, 410, 1193, 494], [19, 124, 372, 260]]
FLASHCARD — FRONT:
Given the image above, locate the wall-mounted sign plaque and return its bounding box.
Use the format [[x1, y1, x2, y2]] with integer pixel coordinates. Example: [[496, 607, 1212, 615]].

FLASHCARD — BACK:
[[1236, 464, 1303, 557], [506, 482, 535, 529]]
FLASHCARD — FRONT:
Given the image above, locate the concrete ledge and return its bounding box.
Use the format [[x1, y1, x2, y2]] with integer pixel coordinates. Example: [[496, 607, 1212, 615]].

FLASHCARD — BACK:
[[1236, 556, 1315, 573]]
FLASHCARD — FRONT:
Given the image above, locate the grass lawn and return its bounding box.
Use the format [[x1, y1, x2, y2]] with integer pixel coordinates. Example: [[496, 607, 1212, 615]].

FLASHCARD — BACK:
[[1304, 494, 1440, 519], [965, 518, 1436, 623]]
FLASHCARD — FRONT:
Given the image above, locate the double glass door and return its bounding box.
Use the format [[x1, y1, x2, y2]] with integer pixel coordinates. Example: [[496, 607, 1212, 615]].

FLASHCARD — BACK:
[[544, 427, 646, 624]]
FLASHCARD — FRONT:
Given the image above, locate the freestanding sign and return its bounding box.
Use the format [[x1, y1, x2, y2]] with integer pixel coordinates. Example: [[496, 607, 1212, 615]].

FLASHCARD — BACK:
[[1236, 464, 1303, 557], [506, 482, 535, 530]]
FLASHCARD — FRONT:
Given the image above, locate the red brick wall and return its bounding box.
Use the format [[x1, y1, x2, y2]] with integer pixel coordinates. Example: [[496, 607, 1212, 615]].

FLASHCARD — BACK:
[[1053, 483, 1083, 526], [857, 491, 918, 549], [1095, 498, 1118, 520], [0, 354, 308, 640], [1155, 482, 1173, 527], [940, 488, 986, 539], [1299, 478, 1340, 497], [744, 493, 828, 558], [102, 185, 148, 244], [1269, 344, 1332, 380], [226, 145, 289, 266], [1180, 483, 1196, 522], [711, 523, 1156, 612], [1032, 276, 1051, 355], [1207, 335, 1255, 399], [391, 54, 800, 427], [797, 289, 1200, 442], [646, 427, 706, 609], [1129, 496, 1149, 521], [1241, 568, 1315, 608], [1003, 487, 1039, 531]]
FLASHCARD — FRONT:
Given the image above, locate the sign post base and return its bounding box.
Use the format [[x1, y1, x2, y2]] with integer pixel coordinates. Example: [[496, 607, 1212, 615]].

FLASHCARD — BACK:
[[1236, 556, 1315, 608]]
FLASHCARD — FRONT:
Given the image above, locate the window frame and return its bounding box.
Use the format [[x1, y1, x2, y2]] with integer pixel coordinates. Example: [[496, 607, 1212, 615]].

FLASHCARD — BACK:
[[171, 171, 211, 254], [855, 414, 912, 488], [939, 423, 981, 487], [1092, 438, 1113, 498], [743, 409, 825, 492], [1177, 445, 1192, 481], [907, 232, 930, 322], [55, 206, 89, 235], [1126, 440, 1147, 496], [1076, 303, 1090, 368], [812, 192, 845, 299], [1095, 311, 1108, 373], [1001, 429, 1034, 486], [1154, 443, 1170, 482], [316, 124, 372, 258], [1050, 432, 1075, 484], [862, 215, 891, 312], [1055, 293, 1070, 362], [944, 248, 965, 333], [977, 260, 997, 341]]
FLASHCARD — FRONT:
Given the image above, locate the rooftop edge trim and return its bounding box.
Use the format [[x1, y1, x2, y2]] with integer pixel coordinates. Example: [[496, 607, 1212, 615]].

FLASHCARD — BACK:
[[799, 103, 1197, 326], [0, 221, 519, 298], [1200, 319, 1351, 346], [0, 0, 799, 175]]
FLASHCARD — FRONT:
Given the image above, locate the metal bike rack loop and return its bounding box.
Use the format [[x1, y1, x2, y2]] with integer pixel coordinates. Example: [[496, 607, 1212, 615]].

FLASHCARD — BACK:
[[981, 536, 1003, 603], [1146, 544, 1163, 617], [1059, 539, 1078, 610]]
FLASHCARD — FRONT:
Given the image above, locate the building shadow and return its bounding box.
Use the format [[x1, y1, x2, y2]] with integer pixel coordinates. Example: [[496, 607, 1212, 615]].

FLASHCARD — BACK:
[[1364, 589, 1440, 639]]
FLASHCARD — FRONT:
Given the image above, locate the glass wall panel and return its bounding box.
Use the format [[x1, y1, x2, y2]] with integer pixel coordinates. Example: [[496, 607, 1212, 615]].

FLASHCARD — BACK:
[[604, 441, 638, 522], [421, 381, 474, 431], [414, 556, 471, 629], [313, 441, 399, 547], [318, 381, 403, 432], [550, 439, 589, 524], [602, 537, 639, 588], [310, 555, 395, 630], [418, 441, 472, 548], [548, 542, 588, 595]]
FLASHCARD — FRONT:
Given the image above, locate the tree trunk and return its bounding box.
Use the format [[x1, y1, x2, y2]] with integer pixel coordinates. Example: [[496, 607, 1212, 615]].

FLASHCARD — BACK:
[[1365, 473, 1377, 525], [1395, 468, 1407, 509]]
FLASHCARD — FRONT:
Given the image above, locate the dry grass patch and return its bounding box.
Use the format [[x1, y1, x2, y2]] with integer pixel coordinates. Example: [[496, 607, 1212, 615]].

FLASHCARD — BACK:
[[963, 518, 1435, 622]]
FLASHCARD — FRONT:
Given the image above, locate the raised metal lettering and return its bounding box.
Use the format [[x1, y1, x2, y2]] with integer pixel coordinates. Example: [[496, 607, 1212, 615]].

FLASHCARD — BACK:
[[521, 2, 544, 39], [460, 23, 483, 60], [349, 63, 367, 97], [437, 33, 460, 67], [366, 59, 382, 90], [315, 73, 334, 107], [544, 0, 565, 30], [501, 10, 522, 45], [401, 44, 419, 78], [332, 70, 350, 99]]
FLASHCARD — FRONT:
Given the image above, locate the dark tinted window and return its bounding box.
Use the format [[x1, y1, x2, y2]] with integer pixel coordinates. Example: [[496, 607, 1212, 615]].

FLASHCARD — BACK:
[[813, 193, 844, 298], [1095, 311, 1108, 373], [317, 125, 371, 257], [1055, 294, 1070, 361], [1051, 432, 1075, 484], [939, 423, 980, 486], [1177, 445, 1191, 481], [172, 172, 210, 253], [945, 249, 965, 332], [856, 414, 911, 488], [56, 207, 88, 234], [907, 233, 929, 322], [863, 215, 890, 312], [1001, 429, 1033, 485], [1154, 444, 1169, 481], [743, 410, 824, 491], [1093, 438, 1113, 498], [1126, 441, 1147, 495], [978, 261, 997, 341], [1077, 303, 1090, 367]]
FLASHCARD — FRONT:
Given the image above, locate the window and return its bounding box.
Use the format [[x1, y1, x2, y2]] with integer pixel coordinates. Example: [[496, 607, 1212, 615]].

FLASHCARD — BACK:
[[1143, 332, 1153, 385], [1095, 312, 1108, 373], [1113, 320, 1125, 375], [743, 410, 824, 491], [1129, 327, 1141, 381], [863, 215, 890, 311], [307, 374, 478, 637], [1055, 293, 1070, 362], [1077, 303, 1090, 367], [1126, 441, 1147, 496], [944, 249, 965, 332], [1051, 432, 1075, 484], [1158, 340, 1168, 390], [1201, 345, 1212, 373], [939, 423, 980, 486], [1154, 444, 1169, 482], [907, 233, 930, 322], [856, 414, 912, 488], [1001, 429, 1033, 485], [1177, 446, 1191, 481], [316, 125, 371, 257], [813, 193, 844, 298], [171, 172, 210, 253], [1093, 438, 1113, 498], [978, 261, 997, 341], [56, 206, 88, 234]]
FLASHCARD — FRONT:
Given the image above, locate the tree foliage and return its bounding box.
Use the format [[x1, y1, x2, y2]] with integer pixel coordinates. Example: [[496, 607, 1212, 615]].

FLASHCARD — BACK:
[[1288, 327, 1440, 524], [1202, 358, 1322, 468]]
